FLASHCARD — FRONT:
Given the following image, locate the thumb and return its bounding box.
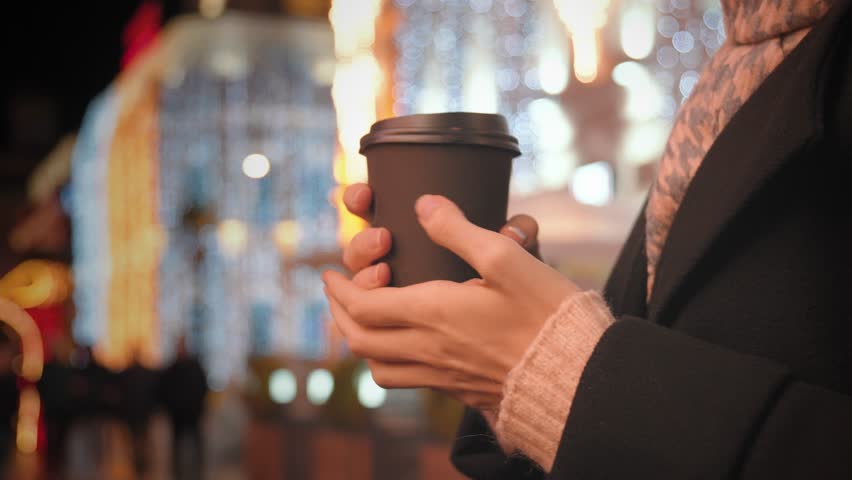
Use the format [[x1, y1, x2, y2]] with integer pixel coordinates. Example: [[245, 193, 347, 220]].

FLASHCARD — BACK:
[[415, 195, 514, 278]]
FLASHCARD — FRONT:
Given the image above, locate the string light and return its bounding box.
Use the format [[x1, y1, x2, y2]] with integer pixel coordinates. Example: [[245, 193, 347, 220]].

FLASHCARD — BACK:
[[329, 0, 381, 245], [73, 19, 339, 385], [552, 0, 610, 83]]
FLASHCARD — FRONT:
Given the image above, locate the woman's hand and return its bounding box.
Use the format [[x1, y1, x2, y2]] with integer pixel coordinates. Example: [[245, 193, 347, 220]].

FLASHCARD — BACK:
[[324, 187, 578, 413]]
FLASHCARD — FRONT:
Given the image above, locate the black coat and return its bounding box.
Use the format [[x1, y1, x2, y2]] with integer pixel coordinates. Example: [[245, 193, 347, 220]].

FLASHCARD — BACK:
[[451, 0, 852, 478]]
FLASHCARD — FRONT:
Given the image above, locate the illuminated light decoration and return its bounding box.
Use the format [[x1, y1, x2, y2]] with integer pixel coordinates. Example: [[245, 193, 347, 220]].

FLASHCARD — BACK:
[[199, 0, 227, 19], [392, 0, 577, 193], [103, 59, 164, 370], [0, 298, 44, 382], [620, 2, 655, 60], [355, 368, 386, 409], [306, 368, 335, 405], [242, 153, 271, 179], [70, 89, 117, 348], [0, 260, 73, 310], [208, 47, 251, 81], [157, 17, 339, 385], [16, 386, 40, 454], [72, 17, 339, 385], [612, 61, 665, 122], [538, 47, 570, 95], [273, 220, 302, 256], [330, 0, 381, 246], [527, 98, 576, 188], [572, 161, 613, 206], [269, 368, 298, 404], [619, 120, 670, 165], [552, 0, 610, 83], [651, 2, 725, 110], [217, 219, 249, 256], [571, 28, 599, 83]]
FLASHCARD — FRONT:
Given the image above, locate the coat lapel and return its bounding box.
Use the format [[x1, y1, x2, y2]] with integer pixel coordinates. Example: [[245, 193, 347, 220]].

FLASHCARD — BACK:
[[647, 0, 851, 324]]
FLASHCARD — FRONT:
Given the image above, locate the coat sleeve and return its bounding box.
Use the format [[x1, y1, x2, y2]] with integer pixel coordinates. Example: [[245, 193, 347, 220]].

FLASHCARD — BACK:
[[549, 317, 852, 479], [451, 317, 852, 479]]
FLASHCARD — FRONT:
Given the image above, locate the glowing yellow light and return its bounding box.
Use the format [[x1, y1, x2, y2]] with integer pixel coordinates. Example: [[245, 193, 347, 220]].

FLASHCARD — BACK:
[[328, 0, 383, 58], [217, 219, 248, 256], [242, 153, 271, 179], [199, 0, 226, 19], [273, 220, 301, 255], [16, 386, 40, 454], [330, 0, 382, 246], [620, 4, 655, 60], [0, 260, 72, 310], [0, 298, 44, 382], [538, 48, 570, 95], [553, 0, 611, 84], [571, 28, 599, 83]]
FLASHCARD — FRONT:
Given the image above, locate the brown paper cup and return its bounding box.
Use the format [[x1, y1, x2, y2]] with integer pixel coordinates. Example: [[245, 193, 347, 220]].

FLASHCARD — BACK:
[[360, 113, 520, 286]]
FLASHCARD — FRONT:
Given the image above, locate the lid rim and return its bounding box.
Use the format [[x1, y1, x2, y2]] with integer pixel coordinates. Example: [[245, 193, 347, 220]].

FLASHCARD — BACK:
[[360, 112, 520, 155]]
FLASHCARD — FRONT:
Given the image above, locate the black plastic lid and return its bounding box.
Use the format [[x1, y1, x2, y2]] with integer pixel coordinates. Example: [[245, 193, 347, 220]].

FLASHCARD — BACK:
[[360, 112, 521, 155]]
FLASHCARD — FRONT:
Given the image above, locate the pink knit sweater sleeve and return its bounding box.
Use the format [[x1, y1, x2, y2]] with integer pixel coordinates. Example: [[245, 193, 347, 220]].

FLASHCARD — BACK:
[[490, 291, 615, 472]]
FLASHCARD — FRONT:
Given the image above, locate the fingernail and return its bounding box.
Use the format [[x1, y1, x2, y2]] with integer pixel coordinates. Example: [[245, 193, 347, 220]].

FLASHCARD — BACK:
[[506, 225, 528, 244], [374, 264, 381, 283], [354, 187, 370, 206], [415, 195, 441, 219]]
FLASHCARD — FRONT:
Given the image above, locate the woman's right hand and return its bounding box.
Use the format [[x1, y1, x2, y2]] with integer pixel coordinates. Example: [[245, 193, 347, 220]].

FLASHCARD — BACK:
[[341, 183, 542, 287]]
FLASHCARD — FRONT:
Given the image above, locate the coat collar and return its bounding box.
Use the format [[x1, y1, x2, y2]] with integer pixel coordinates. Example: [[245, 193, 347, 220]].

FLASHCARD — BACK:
[[647, 0, 852, 324]]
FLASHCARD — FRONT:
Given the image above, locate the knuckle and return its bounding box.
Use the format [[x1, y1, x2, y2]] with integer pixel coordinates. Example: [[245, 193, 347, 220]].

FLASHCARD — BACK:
[[370, 369, 393, 389], [348, 301, 366, 322], [426, 207, 453, 237], [478, 239, 513, 275], [343, 230, 380, 271], [348, 333, 368, 357]]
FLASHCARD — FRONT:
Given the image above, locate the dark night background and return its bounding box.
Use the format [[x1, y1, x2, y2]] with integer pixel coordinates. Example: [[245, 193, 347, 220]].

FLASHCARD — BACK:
[[0, 1, 184, 272]]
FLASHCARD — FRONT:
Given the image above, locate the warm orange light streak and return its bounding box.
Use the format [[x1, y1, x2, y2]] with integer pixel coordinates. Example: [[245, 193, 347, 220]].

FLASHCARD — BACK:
[[329, 0, 382, 246], [553, 0, 611, 84], [0, 260, 72, 310], [104, 73, 164, 370], [16, 386, 40, 454], [572, 27, 599, 83], [0, 298, 44, 382]]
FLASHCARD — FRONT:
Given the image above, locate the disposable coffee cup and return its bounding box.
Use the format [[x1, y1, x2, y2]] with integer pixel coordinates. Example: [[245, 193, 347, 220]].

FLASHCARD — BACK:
[[359, 112, 521, 287]]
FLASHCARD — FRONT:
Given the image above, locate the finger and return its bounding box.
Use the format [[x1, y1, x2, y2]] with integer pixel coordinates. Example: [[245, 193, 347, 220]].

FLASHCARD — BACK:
[[415, 195, 520, 280], [500, 214, 540, 259], [342, 227, 391, 272], [367, 360, 451, 390], [322, 270, 414, 327], [343, 183, 373, 221], [326, 294, 425, 362], [352, 262, 391, 289]]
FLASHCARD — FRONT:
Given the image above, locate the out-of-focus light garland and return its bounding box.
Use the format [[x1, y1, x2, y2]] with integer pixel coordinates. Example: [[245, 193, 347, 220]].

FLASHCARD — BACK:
[[70, 89, 116, 349], [553, 0, 610, 83], [158, 17, 339, 388], [392, 0, 578, 195], [71, 17, 338, 387], [16, 386, 40, 454], [329, 0, 382, 245], [0, 297, 44, 382], [0, 261, 72, 311], [104, 70, 164, 370], [651, 0, 724, 117], [0, 298, 44, 454]]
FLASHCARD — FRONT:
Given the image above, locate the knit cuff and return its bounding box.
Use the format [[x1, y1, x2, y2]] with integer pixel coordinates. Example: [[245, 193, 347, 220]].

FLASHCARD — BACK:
[[494, 290, 615, 472]]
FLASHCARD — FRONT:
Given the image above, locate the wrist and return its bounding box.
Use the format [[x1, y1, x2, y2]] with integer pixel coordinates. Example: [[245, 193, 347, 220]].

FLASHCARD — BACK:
[[493, 290, 614, 471]]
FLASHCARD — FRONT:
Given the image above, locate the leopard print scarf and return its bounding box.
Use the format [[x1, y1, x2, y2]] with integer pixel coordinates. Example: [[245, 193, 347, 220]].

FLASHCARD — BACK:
[[645, 0, 833, 298]]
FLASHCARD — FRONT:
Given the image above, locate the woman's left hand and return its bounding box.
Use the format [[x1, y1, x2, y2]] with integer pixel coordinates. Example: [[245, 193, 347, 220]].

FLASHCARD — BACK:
[[323, 194, 579, 414]]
